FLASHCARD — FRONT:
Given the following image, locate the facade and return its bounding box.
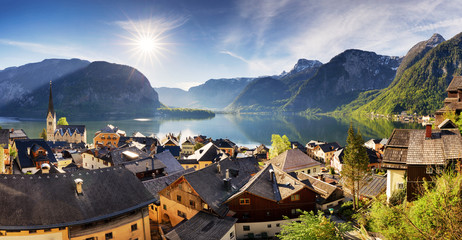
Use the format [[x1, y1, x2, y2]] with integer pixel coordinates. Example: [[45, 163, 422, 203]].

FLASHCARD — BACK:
[[213, 139, 237, 157], [0, 129, 10, 174], [93, 125, 121, 147], [46, 82, 87, 144], [268, 148, 321, 176], [180, 137, 195, 157], [0, 167, 154, 239], [14, 139, 58, 174], [297, 172, 345, 210], [185, 142, 228, 170], [313, 142, 341, 163]]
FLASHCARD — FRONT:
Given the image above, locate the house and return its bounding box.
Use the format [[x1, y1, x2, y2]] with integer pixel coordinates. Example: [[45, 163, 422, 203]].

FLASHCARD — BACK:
[[364, 138, 388, 154], [290, 141, 307, 153], [118, 135, 158, 153], [157, 145, 181, 159], [268, 148, 321, 176], [213, 138, 237, 157], [161, 133, 180, 146], [226, 164, 317, 239], [46, 82, 87, 144], [143, 168, 195, 222], [93, 124, 122, 147], [313, 142, 341, 163], [8, 128, 27, 145], [253, 144, 269, 160], [0, 129, 10, 174], [154, 150, 185, 174], [0, 167, 154, 239], [330, 147, 381, 173], [193, 135, 211, 144], [296, 172, 345, 210], [181, 137, 195, 157], [14, 139, 58, 174], [184, 142, 228, 170], [157, 158, 260, 226], [383, 120, 462, 201], [305, 140, 326, 158], [435, 76, 462, 125], [165, 211, 237, 240]]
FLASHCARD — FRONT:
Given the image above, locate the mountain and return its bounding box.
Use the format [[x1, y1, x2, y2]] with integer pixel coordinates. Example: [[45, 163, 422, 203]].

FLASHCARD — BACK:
[[352, 32, 462, 115], [226, 77, 291, 112], [156, 78, 254, 109], [284, 50, 402, 112], [0, 58, 90, 108], [226, 59, 322, 112], [0, 61, 161, 119]]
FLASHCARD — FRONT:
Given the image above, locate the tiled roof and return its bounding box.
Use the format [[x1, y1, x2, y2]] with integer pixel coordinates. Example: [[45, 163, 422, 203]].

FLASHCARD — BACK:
[[446, 76, 462, 91], [143, 168, 194, 200], [228, 164, 314, 203], [186, 142, 227, 163], [183, 158, 260, 216], [122, 157, 166, 175], [9, 129, 27, 139], [0, 167, 155, 230], [109, 146, 149, 165], [56, 125, 86, 136], [319, 142, 341, 153], [154, 150, 184, 174], [268, 148, 320, 172], [212, 139, 236, 149], [297, 173, 344, 204], [0, 129, 9, 148], [165, 211, 237, 240], [359, 174, 387, 198], [15, 139, 57, 169]]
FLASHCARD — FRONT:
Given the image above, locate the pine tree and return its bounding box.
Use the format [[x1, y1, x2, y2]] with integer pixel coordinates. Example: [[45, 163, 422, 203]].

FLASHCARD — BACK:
[[341, 123, 370, 210], [40, 128, 47, 141]]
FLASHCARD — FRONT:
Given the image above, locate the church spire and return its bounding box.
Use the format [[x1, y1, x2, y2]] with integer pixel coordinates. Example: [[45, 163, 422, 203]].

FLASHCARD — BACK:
[[48, 81, 54, 115]]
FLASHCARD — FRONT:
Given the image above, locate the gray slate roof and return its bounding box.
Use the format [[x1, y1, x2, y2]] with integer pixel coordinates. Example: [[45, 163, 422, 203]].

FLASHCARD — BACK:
[[0, 129, 9, 148], [15, 139, 57, 169], [446, 76, 462, 91], [9, 129, 27, 139], [143, 168, 195, 200], [187, 142, 227, 163], [359, 174, 387, 198], [155, 150, 184, 174], [183, 157, 260, 216], [268, 148, 320, 172], [123, 157, 166, 174], [0, 167, 155, 230], [297, 173, 344, 205], [55, 125, 86, 137], [109, 146, 149, 165], [165, 211, 237, 240]]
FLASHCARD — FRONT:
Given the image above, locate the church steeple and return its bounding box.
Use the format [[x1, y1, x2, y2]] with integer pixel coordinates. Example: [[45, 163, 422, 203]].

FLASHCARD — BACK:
[[48, 81, 54, 115]]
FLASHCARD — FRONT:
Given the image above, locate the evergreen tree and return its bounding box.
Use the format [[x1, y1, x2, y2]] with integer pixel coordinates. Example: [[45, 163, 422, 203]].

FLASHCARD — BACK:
[[40, 128, 47, 141], [341, 123, 369, 210]]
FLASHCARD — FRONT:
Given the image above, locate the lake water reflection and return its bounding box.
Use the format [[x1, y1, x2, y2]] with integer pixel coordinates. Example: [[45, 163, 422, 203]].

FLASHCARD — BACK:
[[0, 114, 423, 147]]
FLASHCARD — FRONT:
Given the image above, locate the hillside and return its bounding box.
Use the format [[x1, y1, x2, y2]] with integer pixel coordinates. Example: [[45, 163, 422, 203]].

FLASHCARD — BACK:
[[353, 32, 462, 115], [0, 58, 90, 108], [0, 61, 161, 119], [284, 50, 402, 112]]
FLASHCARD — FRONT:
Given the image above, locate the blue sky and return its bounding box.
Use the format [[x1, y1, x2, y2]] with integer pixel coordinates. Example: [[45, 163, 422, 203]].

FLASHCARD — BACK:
[[1, 0, 462, 90]]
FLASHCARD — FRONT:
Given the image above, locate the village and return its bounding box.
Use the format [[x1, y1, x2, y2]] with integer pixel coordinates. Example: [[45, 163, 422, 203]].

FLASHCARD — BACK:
[[0, 76, 462, 240]]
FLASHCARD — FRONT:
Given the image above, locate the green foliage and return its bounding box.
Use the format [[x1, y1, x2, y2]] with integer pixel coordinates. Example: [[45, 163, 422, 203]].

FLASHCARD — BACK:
[[193, 142, 204, 151], [57, 117, 69, 125], [366, 172, 462, 240], [277, 210, 350, 240], [268, 134, 291, 159], [341, 123, 370, 210], [40, 128, 47, 141], [157, 107, 215, 119], [8, 144, 17, 159]]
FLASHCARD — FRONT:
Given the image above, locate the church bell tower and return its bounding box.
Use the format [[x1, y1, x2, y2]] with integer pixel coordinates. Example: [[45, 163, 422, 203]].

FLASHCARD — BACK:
[[46, 81, 56, 141]]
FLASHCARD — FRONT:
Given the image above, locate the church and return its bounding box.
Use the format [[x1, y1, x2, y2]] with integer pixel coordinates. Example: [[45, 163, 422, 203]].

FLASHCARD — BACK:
[[46, 82, 87, 144]]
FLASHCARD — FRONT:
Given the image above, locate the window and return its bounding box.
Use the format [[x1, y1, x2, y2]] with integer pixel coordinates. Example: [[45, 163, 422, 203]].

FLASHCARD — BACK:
[[29, 230, 37, 233], [105, 232, 113, 240], [230, 231, 235, 239], [291, 194, 300, 201], [267, 224, 272, 228], [44, 229, 51, 232], [314, 168, 316, 173], [131, 223, 138, 231], [178, 183, 183, 190], [276, 223, 280, 227], [85, 238, 95, 240], [243, 226, 250, 231], [163, 204, 167, 210], [291, 209, 297, 215], [190, 200, 196, 208], [426, 166, 433, 174], [307, 169, 311, 174], [239, 198, 250, 205], [177, 210, 186, 218], [397, 183, 404, 190], [177, 195, 182, 202]]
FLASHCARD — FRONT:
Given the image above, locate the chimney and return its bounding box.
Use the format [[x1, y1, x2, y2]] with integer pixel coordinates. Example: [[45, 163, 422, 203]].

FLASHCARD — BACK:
[[223, 178, 231, 191], [225, 168, 230, 179], [217, 163, 221, 173], [27, 147, 31, 156], [75, 178, 83, 194], [425, 124, 432, 139], [269, 169, 274, 182], [41, 163, 50, 174]]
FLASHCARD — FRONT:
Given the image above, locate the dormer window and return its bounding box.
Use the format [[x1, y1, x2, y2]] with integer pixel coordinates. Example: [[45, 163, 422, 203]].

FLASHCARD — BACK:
[[426, 166, 433, 174]]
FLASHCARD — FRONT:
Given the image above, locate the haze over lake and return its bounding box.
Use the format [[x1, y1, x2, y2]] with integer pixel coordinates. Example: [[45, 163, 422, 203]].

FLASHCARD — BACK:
[[0, 114, 422, 147]]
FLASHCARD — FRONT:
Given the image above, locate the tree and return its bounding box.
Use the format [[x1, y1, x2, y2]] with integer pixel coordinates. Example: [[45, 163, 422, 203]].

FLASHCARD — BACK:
[[366, 172, 462, 240], [57, 117, 69, 125], [277, 210, 350, 240], [194, 142, 204, 151], [341, 123, 369, 210], [268, 134, 291, 159], [40, 128, 47, 141]]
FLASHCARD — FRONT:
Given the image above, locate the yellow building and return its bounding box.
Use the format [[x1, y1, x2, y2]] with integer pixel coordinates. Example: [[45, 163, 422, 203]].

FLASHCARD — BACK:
[[0, 167, 154, 240], [183, 142, 227, 170], [93, 125, 122, 147], [180, 137, 195, 157], [268, 148, 321, 176]]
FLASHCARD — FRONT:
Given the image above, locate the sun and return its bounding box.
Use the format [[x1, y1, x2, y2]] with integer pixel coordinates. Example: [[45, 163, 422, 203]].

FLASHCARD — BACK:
[[136, 36, 159, 53]]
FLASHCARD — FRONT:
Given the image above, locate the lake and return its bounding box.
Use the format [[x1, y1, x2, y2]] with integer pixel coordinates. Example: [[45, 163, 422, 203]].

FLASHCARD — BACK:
[[0, 114, 422, 148]]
